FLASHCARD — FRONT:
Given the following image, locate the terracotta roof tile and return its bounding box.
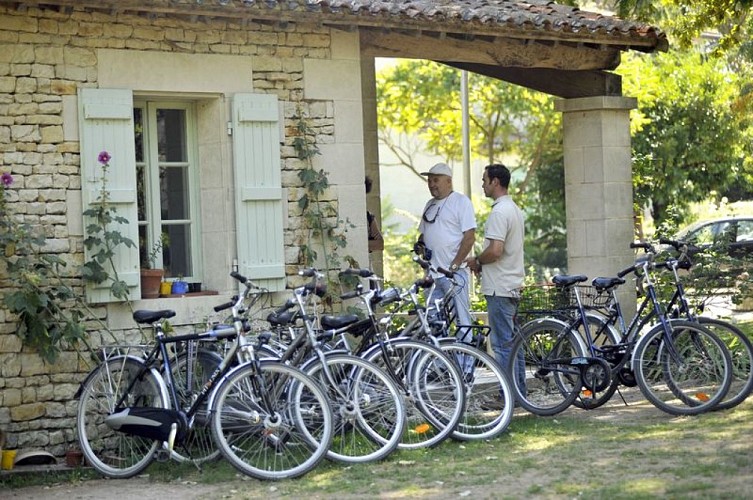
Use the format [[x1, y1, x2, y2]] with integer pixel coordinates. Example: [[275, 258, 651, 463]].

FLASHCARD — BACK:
[[308, 1, 666, 50], [10, 0, 667, 51]]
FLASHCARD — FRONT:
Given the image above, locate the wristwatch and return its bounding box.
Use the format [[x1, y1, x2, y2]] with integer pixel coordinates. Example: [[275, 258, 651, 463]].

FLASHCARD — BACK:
[[450, 263, 459, 271]]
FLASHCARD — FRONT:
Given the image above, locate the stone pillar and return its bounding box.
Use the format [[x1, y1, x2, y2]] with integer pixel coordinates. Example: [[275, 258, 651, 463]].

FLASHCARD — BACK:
[[555, 96, 637, 311], [360, 55, 383, 276]]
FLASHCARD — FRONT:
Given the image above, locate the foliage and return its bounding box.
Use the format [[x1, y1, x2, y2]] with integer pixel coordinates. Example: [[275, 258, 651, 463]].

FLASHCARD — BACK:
[[292, 108, 359, 304], [142, 233, 166, 270], [376, 60, 559, 173], [81, 151, 136, 299], [376, 60, 567, 276], [0, 171, 93, 363], [619, 49, 753, 225], [613, 0, 753, 54]]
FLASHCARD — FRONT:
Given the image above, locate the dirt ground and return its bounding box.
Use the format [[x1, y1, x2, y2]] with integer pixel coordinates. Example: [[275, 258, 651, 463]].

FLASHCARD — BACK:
[[5, 391, 693, 500]]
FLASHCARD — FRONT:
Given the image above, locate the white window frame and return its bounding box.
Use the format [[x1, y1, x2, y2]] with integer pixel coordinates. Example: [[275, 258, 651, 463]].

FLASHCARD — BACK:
[[134, 99, 202, 281]]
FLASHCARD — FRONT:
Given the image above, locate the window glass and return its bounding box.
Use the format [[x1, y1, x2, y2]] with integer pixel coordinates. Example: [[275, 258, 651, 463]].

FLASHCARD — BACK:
[[688, 224, 715, 246], [157, 109, 187, 162], [160, 166, 190, 220], [736, 220, 753, 242], [134, 108, 144, 163], [134, 101, 196, 281], [163, 224, 191, 278]]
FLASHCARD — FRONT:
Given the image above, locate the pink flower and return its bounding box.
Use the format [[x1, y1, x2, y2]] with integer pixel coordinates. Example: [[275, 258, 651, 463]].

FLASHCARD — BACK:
[[1, 172, 12, 187], [98, 151, 111, 165]]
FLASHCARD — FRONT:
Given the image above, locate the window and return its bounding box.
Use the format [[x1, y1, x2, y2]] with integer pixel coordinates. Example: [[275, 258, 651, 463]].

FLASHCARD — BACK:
[[79, 89, 286, 301], [133, 101, 199, 280]]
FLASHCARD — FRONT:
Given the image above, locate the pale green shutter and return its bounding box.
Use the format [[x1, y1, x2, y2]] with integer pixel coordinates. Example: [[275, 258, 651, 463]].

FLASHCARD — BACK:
[[79, 88, 140, 302], [232, 94, 286, 291]]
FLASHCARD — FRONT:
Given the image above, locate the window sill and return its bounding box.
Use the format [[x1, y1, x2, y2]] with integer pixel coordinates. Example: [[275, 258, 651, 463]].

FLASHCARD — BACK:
[[159, 291, 219, 298]]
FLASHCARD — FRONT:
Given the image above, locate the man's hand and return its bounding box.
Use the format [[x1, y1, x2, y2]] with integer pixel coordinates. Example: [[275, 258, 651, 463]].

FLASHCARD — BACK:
[[465, 256, 481, 275]]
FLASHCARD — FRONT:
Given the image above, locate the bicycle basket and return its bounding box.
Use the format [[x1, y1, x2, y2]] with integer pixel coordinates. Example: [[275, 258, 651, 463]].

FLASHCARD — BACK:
[[517, 285, 570, 315], [516, 285, 610, 316]]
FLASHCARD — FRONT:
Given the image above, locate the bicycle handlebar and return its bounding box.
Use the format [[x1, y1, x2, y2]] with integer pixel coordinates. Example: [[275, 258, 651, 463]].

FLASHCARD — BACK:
[[412, 256, 431, 270], [339, 268, 374, 278], [436, 266, 454, 278], [630, 241, 655, 253]]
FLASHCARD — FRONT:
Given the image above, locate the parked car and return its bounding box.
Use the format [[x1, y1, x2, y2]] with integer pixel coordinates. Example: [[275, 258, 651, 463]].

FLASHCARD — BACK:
[[673, 216, 753, 259]]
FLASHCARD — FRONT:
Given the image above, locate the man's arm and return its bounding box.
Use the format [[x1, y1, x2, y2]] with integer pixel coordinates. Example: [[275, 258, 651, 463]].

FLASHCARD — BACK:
[[466, 237, 504, 272], [451, 228, 476, 269]]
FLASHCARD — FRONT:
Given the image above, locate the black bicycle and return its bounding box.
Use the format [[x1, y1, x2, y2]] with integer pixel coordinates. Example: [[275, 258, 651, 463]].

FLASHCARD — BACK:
[[512, 244, 733, 416], [75, 272, 334, 480]]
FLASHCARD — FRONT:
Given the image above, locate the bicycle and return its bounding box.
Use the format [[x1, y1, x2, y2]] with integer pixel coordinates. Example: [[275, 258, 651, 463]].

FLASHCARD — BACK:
[[396, 257, 515, 441], [647, 238, 753, 410], [262, 268, 407, 464], [513, 245, 733, 416], [75, 272, 334, 480], [329, 268, 467, 449]]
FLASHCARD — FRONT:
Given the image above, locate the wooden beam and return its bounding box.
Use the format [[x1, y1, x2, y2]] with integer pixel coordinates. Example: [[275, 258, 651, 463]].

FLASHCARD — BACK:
[[441, 61, 622, 99], [362, 30, 621, 71]]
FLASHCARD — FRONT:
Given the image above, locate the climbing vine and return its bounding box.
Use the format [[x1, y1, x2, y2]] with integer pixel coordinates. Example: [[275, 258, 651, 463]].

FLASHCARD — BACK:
[[292, 105, 359, 304]]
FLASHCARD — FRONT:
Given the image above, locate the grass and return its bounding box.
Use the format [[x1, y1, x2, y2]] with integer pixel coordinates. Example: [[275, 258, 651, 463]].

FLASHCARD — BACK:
[[3, 395, 752, 499], [5, 319, 753, 498]]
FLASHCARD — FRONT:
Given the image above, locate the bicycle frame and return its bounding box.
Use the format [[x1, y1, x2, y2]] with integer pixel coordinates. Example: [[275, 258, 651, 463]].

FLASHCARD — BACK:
[[104, 274, 272, 451]]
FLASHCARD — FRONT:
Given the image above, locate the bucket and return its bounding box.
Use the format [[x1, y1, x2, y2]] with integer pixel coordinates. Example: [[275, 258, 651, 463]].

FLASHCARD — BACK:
[[1, 449, 17, 470]]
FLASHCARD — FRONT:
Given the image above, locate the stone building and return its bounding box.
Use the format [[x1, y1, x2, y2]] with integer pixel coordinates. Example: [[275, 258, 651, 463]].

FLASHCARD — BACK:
[[0, 1, 665, 456]]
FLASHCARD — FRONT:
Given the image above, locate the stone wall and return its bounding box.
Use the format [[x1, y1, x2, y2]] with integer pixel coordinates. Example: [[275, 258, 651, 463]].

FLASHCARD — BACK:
[[0, 5, 360, 457]]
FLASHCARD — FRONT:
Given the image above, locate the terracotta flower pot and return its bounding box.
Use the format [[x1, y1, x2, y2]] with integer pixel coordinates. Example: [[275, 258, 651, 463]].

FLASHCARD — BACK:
[[140, 268, 164, 299], [65, 448, 84, 467]]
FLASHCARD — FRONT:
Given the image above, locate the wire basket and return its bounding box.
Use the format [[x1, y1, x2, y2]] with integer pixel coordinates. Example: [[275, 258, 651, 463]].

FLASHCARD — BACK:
[[516, 285, 611, 316]]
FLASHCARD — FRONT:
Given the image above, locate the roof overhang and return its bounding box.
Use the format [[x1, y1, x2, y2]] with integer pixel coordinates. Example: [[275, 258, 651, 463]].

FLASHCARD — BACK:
[[4, 0, 667, 97]]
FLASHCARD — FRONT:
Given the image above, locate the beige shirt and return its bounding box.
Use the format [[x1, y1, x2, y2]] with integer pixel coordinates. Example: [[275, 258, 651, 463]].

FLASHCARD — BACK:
[[481, 195, 525, 297]]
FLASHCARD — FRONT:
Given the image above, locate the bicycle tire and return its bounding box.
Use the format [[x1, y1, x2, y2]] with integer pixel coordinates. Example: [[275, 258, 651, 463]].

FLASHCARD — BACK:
[[76, 356, 167, 478], [210, 360, 333, 480], [509, 318, 587, 416], [633, 320, 732, 415], [437, 340, 514, 441], [362, 338, 466, 450], [301, 352, 406, 463], [695, 317, 753, 411], [167, 348, 223, 464]]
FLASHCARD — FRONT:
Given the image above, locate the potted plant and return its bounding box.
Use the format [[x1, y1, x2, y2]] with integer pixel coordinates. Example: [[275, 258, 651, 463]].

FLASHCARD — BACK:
[[139, 237, 164, 299], [171, 275, 189, 295]]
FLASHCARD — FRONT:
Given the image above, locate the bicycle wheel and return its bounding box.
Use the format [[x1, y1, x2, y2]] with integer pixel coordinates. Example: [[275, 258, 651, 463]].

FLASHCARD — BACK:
[[509, 319, 586, 416], [301, 353, 406, 463], [633, 320, 732, 415], [168, 348, 223, 464], [362, 338, 466, 449], [696, 317, 753, 411], [438, 341, 514, 441], [76, 356, 167, 478], [210, 361, 333, 480], [572, 313, 622, 410]]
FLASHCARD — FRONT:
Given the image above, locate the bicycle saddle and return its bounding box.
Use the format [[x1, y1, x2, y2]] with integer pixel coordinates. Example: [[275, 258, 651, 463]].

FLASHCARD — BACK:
[[552, 275, 588, 287]]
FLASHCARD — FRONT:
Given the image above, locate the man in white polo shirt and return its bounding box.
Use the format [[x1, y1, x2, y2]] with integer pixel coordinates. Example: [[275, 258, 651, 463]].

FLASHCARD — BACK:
[[466, 163, 526, 403], [415, 162, 476, 338]]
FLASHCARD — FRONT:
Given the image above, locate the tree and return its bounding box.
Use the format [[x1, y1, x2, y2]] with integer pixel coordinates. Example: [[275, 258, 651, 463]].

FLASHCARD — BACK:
[[619, 49, 753, 224], [613, 0, 753, 54]]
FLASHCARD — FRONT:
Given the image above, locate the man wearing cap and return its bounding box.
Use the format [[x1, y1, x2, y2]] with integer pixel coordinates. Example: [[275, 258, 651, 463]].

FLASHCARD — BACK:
[[415, 162, 476, 336]]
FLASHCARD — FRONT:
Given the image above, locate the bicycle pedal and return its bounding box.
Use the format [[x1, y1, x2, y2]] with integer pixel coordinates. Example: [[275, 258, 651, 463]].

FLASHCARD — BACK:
[[154, 449, 171, 462]]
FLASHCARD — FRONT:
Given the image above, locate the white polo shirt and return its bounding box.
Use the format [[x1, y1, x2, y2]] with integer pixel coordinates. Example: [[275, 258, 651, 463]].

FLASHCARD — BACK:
[[481, 195, 525, 297], [418, 191, 476, 276]]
